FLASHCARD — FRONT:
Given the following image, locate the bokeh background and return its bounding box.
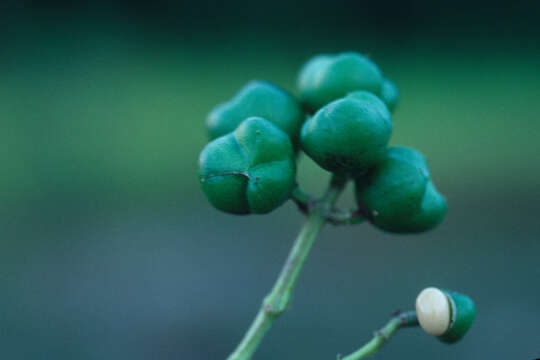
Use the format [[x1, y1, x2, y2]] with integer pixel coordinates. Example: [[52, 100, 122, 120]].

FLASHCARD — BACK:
[[2, 1, 540, 359]]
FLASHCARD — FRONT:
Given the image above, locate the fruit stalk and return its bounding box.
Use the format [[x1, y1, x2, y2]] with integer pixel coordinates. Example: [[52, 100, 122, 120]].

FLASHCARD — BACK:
[[226, 175, 347, 360], [340, 311, 418, 360]]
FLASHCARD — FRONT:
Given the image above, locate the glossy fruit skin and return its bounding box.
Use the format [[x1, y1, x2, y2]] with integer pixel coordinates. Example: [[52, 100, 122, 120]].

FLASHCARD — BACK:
[[355, 146, 447, 233], [438, 290, 476, 344], [297, 52, 384, 111], [380, 78, 399, 112], [206, 80, 304, 144], [199, 117, 296, 214], [300, 91, 392, 175]]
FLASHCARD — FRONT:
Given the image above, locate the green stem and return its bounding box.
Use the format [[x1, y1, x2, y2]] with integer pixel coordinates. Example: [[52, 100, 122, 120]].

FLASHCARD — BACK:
[[226, 175, 348, 360], [340, 311, 418, 360]]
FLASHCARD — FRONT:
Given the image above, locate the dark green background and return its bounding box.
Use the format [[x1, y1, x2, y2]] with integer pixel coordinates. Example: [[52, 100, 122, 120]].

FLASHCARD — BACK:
[[2, 1, 540, 359]]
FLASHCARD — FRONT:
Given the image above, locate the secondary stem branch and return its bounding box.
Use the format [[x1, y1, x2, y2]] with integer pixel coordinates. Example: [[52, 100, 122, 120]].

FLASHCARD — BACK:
[[226, 175, 348, 360], [340, 311, 418, 360]]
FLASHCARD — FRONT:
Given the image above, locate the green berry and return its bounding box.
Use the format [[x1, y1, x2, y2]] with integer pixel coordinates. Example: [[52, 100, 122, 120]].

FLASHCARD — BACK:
[[199, 117, 296, 214], [415, 287, 475, 343], [380, 78, 399, 112], [355, 146, 447, 233], [206, 80, 304, 144], [297, 52, 383, 111], [300, 91, 392, 175]]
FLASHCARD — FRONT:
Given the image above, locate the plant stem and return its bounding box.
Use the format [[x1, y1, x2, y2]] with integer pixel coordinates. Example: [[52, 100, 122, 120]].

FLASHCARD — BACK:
[[226, 175, 348, 360], [340, 311, 418, 360]]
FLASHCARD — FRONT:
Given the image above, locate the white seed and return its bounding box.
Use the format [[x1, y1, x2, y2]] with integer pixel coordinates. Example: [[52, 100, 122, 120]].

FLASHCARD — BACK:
[[415, 287, 451, 336]]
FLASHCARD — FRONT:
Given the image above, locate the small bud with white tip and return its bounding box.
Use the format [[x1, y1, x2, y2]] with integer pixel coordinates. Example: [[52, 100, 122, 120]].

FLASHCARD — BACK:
[[415, 287, 475, 343]]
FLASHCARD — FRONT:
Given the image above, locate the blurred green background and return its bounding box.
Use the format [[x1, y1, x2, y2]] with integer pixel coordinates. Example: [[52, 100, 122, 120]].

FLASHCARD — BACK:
[[2, 1, 540, 359]]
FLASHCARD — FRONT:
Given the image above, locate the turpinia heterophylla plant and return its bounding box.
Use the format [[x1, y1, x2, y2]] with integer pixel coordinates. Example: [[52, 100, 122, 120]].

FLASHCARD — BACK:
[[198, 52, 476, 360]]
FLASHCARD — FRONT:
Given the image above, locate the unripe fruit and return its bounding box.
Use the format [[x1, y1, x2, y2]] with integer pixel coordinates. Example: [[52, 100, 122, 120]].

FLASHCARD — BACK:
[[380, 78, 399, 112], [355, 146, 447, 233], [415, 287, 476, 343], [297, 52, 384, 111], [300, 91, 392, 175], [199, 117, 296, 214], [206, 80, 304, 144]]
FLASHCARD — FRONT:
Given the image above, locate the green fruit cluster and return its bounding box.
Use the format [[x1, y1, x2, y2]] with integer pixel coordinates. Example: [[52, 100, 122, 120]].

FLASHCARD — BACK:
[[198, 51, 446, 233]]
